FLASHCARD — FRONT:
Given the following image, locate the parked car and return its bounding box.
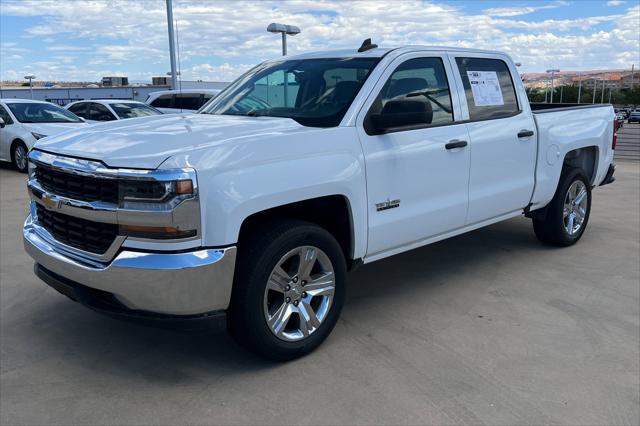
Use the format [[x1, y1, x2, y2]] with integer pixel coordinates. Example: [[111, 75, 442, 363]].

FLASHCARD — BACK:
[[23, 44, 616, 360], [65, 100, 162, 123], [629, 111, 640, 123], [616, 113, 625, 128], [0, 99, 87, 172], [145, 89, 221, 114]]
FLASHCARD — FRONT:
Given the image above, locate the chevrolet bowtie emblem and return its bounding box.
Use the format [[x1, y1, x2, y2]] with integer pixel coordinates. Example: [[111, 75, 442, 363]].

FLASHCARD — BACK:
[[40, 194, 61, 210]]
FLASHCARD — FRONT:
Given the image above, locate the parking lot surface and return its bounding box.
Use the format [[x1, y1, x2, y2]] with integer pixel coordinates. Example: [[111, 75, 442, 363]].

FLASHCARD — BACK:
[[1, 160, 639, 425]]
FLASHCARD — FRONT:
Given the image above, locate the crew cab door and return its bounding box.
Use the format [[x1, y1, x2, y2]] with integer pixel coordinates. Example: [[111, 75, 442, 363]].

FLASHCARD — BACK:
[[448, 53, 537, 224], [356, 52, 470, 258]]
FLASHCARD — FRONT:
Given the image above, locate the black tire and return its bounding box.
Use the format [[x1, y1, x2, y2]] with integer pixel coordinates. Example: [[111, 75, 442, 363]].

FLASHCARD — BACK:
[[11, 141, 28, 173], [533, 167, 592, 247], [228, 219, 347, 361]]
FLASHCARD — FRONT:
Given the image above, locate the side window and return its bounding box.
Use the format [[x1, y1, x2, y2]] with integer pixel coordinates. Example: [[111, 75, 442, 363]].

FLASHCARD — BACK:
[[88, 103, 115, 121], [0, 105, 14, 124], [150, 94, 173, 108], [366, 57, 454, 133], [455, 57, 519, 121], [67, 103, 87, 118]]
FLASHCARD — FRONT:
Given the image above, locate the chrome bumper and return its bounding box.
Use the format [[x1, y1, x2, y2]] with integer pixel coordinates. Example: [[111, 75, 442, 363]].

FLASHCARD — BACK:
[[24, 215, 236, 315]]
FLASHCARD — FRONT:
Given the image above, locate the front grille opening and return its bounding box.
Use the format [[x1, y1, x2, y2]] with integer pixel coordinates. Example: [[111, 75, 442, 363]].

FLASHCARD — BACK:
[[35, 165, 118, 204], [35, 204, 118, 254]]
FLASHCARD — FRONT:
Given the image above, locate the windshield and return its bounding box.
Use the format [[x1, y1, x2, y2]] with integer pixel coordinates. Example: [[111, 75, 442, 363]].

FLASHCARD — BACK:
[[200, 57, 380, 127], [7, 102, 83, 123], [110, 103, 162, 119]]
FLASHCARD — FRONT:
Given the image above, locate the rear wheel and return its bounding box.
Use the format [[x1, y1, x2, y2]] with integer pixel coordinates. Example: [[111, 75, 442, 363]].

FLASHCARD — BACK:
[[12, 141, 28, 173], [533, 168, 591, 247], [228, 220, 346, 361]]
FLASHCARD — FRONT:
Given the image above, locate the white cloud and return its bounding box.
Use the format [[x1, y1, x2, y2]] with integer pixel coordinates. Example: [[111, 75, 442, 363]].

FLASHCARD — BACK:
[[483, 1, 569, 17], [1, 0, 639, 81], [607, 1, 626, 6]]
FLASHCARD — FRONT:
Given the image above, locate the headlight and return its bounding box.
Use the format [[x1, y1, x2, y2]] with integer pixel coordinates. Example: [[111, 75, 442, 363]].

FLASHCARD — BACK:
[[120, 179, 193, 202], [31, 132, 47, 140]]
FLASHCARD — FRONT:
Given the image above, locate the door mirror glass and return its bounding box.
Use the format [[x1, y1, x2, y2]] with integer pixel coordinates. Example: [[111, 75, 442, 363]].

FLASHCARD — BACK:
[[370, 100, 432, 133], [0, 117, 5, 128]]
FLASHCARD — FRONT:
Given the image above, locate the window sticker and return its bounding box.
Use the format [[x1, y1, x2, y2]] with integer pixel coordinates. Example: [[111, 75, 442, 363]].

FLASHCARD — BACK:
[[466, 71, 504, 106]]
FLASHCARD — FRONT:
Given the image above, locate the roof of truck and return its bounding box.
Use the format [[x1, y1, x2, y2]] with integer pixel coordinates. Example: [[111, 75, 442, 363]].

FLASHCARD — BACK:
[[284, 45, 509, 60]]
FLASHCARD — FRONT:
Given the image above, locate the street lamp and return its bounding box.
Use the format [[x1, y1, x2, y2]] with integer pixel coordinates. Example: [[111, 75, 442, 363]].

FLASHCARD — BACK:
[[546, 69, 560, 104], [24, 74, 35, 99], [267, 22, 301, 56]]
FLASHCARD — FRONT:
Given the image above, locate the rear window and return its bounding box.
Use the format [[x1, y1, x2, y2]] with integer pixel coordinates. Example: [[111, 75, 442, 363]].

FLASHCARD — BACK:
[[174, 94, 204, 110], [455, 57, 519, 121], [150, 94, 173, 108]]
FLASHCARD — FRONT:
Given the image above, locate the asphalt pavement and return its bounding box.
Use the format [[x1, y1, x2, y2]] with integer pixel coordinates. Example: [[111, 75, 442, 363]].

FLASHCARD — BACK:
[[1, 159, 638, 425]]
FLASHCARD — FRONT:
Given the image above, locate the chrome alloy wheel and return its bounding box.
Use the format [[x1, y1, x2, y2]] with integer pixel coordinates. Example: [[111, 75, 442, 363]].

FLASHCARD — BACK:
[[563, 180, 588, 236], [263, 246, 335, 342], [14, 144, 27, 171]]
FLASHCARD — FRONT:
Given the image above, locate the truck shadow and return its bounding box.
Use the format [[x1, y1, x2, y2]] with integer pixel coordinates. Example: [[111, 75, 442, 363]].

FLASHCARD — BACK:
[[24, 216, 544, 381]]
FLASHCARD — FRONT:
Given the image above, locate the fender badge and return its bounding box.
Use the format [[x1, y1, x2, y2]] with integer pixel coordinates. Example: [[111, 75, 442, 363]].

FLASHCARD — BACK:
[[376, 198, 400, 212]]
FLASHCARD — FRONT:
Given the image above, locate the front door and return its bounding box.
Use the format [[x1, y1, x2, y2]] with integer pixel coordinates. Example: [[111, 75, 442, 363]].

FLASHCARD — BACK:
[[356, 53, 471, 258]]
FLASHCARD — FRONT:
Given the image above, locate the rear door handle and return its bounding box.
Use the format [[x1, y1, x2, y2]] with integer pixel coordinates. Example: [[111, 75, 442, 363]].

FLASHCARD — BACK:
[[445, 140, 468, 150], [518, 129, 535, 138]]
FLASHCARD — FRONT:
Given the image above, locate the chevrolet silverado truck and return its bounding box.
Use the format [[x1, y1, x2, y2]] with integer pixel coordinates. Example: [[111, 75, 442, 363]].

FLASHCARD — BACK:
[[23, 42, 617, 360]]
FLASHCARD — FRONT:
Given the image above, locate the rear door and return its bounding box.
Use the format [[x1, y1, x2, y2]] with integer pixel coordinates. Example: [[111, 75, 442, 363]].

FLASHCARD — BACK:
[[448, 53, 537, 224], [357, 52, 470, 258]]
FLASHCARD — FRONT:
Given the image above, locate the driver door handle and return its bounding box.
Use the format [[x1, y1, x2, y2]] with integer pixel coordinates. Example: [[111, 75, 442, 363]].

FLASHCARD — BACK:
[[518, 129, 535, 138], [445, 140, 468, 150]]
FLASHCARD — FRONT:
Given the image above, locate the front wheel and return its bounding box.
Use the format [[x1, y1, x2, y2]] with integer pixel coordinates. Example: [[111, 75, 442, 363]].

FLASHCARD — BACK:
[[12, 142, 28, 173], [228, 220, 347, 361], [533, 168, 592, 247]]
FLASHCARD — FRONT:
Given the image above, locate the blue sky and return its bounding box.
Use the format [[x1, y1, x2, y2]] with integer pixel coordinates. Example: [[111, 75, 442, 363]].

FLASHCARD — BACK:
[[1, 0, 638, 82]]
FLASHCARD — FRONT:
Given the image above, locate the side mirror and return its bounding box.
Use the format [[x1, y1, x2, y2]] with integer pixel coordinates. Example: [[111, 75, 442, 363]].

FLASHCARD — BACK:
[[0, 117, 5, 128], [369, 100, 432, 134]]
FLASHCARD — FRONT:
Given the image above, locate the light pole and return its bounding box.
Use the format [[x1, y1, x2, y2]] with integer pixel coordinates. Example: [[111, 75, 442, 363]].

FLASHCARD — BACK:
[[267, 23, 301, 56], [592, 78, 597, 103], [601, 75, 606, 103], [577, 74, 582, 104], [165, 0, 178, 90], [546, 69, 560, 104], [267, 23, 301, 107], [24, 74, 35, 99]]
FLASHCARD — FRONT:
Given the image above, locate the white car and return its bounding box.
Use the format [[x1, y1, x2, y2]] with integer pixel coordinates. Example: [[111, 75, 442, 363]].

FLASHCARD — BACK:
[[0, 99, 87, 172], [145, 89, 221, 114], [23, 44, 616, 360], [65, 99, 162, 123]]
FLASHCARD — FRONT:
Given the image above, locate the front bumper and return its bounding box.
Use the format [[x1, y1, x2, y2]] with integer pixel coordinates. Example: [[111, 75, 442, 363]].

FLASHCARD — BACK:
[[24, 215, 236, 316]]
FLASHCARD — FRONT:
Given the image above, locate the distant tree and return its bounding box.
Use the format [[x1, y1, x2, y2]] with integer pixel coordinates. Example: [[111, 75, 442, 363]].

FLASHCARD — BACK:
[[21, 82, 29, 87]]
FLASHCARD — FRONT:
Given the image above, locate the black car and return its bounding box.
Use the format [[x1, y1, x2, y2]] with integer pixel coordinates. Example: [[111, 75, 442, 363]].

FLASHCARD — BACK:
[[629, 112, 640, 124]]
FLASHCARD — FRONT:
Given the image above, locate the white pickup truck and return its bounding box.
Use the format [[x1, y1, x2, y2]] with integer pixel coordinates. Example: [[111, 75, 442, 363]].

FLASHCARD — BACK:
[[23, 43, 616, 360]]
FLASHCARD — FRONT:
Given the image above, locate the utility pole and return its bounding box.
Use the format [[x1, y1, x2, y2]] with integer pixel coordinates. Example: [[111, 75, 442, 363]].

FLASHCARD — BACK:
[[592, 78, 597, 104], [166, 0, 178, 90], [560, 85, 563, 103], [601, 74, 605, 103]]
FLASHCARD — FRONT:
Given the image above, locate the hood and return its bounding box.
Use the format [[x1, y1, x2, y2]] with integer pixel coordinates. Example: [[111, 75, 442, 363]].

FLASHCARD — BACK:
[[28, 121, 88, 138], [33, 114, 305, 169]]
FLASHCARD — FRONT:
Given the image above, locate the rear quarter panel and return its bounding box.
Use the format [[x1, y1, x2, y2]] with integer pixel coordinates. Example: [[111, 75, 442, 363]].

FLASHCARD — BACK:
[[531, 105, 615, 209]]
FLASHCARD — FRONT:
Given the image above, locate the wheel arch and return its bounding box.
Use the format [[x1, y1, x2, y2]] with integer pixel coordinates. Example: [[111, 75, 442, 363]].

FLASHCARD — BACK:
[[562, 145, 599, 185], [237, 195, 358, 268], [10, 138, 27, 160]]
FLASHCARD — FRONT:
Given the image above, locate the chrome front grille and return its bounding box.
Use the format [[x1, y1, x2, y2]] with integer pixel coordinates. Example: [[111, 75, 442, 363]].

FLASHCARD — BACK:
[[35, 203, 118, 254], [34, 164, 118, 204]]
